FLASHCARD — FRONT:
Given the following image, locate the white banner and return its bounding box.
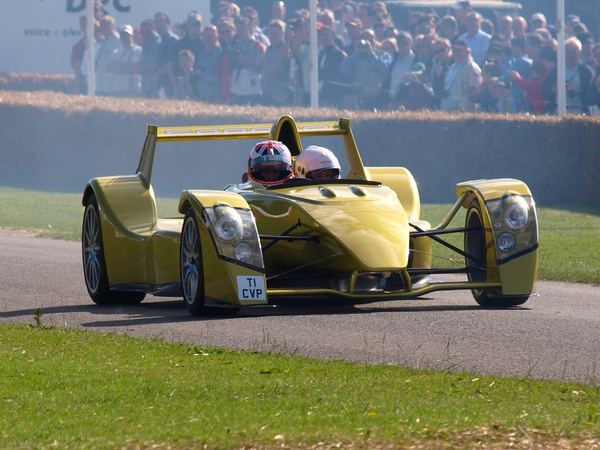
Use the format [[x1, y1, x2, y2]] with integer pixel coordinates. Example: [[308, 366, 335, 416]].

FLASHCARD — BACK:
[[0, 0, 210, 75]]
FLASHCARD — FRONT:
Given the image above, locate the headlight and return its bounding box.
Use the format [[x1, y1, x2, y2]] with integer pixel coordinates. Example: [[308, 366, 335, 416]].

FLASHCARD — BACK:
[[213, 205, 243, 242], [502, 197, 529, 231], [497, 232, 517, 252], [234, 241, 254, 262]]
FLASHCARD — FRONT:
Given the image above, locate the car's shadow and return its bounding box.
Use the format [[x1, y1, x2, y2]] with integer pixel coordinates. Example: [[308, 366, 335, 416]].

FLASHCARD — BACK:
[[0, 295, 529, 329]]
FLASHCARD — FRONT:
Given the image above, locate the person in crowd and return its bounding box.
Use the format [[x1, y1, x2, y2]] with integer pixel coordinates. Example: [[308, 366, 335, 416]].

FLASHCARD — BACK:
[[343, 19, 363, 55], [107, 24, 142, 97], [451, 0, 471, 35], [438, 15, 458, 42], [542, 37, 595, 114], [427, 37, 454, 109], [152, 11, 179, 99], [459, 12, 490, 67], [247, 140, 294, 189], [71, 14, 88, 94], [511, 16, 527, 39], [381, 37, 398, 59], [172, 22, 185, 39], [261, 19, 292, 106], [499, 15, 513, 40], [525, 32, 544, 62], [80, 19, 104, 91], [295, 146, 342, 180], [565, 14, 581, 39], [380, 31, 416, 110], [194, 25, 224, 103], [509, 36, 533, 112], [242, 6, 269, 47], [319, 9, 346, 50], [218, 18, 237, 51], [174, 49, 196, 99], [229, 16, 266, 105], [288, 15, 312, 106], [529, 13, 546, 32], [95, 15, 122, 95], [395, 61, 435, 110], [371, 18, 388, 43], [440, 38, 482, 111], [270, 1, 287, 23], [341, 37, 390, 110], [578, 32, 595, 66], [170, 11, 205, 89], [217, 19, 237, 103], [317, 25, 347, 108], [137, 19, 161, 98], [510, 45, 555, 114], [476, 59, 504, 112]]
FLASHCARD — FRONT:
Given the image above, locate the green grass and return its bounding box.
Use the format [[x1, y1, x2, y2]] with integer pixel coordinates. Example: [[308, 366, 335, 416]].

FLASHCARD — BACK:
[[1, 187, 599, 284], [1, 324, 599, 449], [1, 188, 600, 448]]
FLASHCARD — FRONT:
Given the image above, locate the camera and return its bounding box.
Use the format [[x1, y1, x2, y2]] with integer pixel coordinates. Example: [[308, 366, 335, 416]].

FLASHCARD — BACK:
[[287, 18, 302, 32]]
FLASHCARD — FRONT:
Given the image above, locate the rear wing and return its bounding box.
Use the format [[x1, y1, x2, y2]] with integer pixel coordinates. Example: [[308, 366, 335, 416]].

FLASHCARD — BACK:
[[137, 115, 368, 187]]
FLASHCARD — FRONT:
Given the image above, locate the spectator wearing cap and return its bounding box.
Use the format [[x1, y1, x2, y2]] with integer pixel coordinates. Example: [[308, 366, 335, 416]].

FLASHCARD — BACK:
[[336, 2, 358, 47], [153, 11, 179, 99], [512, 16, 527, 39], [529, 13, 546, 32], [317, 25, 347, 108], [452, 1, 471, 36], [542, 37, 595, 114], [344, 19, 363, 55], [459, 12, 491, 68], [106, 24, 142, 97], [380, 31, 416, 110], [440, 38, 482, 111]]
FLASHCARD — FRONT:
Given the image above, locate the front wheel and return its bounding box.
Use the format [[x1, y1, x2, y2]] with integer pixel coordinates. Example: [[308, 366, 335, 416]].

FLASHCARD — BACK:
[[464, 199, 529, 308], [82, 194, 145, 305]]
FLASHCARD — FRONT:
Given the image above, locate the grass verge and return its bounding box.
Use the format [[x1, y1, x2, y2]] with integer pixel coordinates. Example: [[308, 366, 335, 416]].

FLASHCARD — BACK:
[[1, 323, 599, 449], [1, 187, 597, 284]]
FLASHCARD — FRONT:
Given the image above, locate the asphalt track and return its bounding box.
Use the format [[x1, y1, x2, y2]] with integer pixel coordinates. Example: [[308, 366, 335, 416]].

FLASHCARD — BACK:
[[1, 230, 599, 385]]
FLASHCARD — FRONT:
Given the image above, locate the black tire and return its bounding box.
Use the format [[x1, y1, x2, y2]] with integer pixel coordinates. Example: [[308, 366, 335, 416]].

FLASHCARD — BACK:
[[180, 208, 240, 316], [82, 195, 145, 305], [465, 199, 529, 308]]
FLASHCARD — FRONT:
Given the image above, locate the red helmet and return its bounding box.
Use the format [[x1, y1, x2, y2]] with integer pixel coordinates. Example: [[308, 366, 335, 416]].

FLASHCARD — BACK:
[[248, 140, 294, 187]]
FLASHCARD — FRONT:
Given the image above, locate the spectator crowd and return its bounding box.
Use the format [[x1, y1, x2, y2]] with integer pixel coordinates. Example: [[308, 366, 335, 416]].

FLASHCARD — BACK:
[[70, 0, 600, 114]]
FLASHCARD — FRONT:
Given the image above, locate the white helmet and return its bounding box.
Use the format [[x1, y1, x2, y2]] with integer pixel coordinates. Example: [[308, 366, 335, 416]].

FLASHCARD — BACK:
[[295, 146, 341, 179], [248, 140, 294, 188]]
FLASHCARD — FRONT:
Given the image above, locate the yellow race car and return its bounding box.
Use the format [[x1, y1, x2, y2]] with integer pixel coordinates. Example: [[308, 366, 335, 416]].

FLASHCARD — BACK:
[[82, 116, 538, 315]]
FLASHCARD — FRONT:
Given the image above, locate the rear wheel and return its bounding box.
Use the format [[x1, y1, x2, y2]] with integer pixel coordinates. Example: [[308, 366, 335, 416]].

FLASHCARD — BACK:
[[465, 199, 528, 307], [82, 195, 145, 305]]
